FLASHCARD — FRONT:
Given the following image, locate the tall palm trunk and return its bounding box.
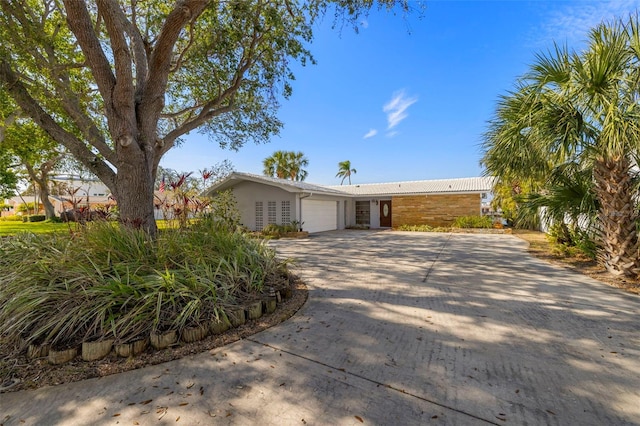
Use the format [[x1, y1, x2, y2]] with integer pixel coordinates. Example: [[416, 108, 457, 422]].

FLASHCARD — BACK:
[[593, 156, 639, 276]]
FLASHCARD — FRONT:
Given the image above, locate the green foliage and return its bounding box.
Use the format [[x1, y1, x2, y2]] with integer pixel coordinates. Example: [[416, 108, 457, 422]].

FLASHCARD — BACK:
[[17, 202, 42, 214], [0, 221, 291, 349], [27, 215, 46, 222], [336, 160, 357, 185], [397, 224, 434, 232], [263, 151, 309, 181], [260, 222, 302, 238], [207, 189, 241, 231], [547, 223, 597, 259], [0, 215, 23, 222], [0, 150, 18, 199], [452, 215, 493, 229], [261, 223, 282, 238]]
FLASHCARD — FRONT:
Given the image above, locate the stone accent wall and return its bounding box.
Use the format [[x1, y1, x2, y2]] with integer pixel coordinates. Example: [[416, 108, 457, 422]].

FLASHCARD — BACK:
[[392, 193, 481, 227]]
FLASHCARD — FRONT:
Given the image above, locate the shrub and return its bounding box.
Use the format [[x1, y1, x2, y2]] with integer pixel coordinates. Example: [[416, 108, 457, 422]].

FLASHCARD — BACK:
[[17, 202, 42, 214], [547, 223, 596, 260], [207, 189, 241, 231], [0, 221, 291, 350], [27, 215, 46, 222], [0, 215, 24, 222], [397, 224, 434, 232], [452, 215, 493, 229], [261, 223, 283, 238]]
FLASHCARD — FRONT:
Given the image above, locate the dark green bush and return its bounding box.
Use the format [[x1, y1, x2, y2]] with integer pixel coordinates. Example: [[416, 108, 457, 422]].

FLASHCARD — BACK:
[[27, 215, 46, 222]]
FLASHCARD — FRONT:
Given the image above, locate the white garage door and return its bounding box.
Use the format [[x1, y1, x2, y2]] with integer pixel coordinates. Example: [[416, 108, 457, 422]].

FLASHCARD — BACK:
[[301, 199, 337, 233]]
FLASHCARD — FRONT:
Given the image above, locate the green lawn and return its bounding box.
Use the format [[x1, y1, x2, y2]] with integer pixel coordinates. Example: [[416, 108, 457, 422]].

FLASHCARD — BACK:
[[0, 220, 70, 236], [0, 219, 179, 237]]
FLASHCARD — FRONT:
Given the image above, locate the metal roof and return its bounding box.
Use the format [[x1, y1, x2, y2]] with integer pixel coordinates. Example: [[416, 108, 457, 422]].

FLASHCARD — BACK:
[[204, 173, 494, 198], [325, 177, 495, 196], [203, 172, 350, 197]]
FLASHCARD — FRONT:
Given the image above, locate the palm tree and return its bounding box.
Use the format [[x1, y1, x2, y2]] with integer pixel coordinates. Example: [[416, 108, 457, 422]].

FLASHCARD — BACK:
[[262, 150, 308, 181], [336, 160, 357, 185], [262, 150, 289, 179], [483, 16, 640, 277], [286, 151, 309, 181]]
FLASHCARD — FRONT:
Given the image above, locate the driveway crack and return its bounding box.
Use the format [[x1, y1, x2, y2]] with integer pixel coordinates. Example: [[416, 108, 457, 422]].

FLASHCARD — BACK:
[[247, 337, 501, 425], [422, 232, 452, 283]]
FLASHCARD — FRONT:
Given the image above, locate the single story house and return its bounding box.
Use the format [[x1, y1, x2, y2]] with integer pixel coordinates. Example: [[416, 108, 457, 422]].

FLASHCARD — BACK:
[[204, 172, 495, 233]]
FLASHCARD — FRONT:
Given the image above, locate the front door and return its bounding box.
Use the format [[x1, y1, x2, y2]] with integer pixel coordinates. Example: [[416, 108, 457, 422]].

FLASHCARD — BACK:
[[380, 200, 392, 227]]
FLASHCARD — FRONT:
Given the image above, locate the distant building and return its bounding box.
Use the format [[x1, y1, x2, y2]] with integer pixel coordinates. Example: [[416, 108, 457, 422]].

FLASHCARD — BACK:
[[2, 174, 114, 217]]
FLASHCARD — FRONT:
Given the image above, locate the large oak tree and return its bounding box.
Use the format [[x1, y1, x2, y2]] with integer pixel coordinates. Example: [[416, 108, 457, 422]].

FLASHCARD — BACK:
[[0, 0, 410, 235]]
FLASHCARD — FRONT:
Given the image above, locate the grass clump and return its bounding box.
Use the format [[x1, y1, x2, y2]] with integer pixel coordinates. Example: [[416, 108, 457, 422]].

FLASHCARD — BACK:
[[0, 218, 291, 351], [397, 224, 434, 232], [452, 215, 493, 229], [0, 215, 25, 222]]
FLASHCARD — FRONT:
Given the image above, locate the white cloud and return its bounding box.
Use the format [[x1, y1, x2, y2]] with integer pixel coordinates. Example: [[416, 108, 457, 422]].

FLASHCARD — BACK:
[[360, 19, 369, 29], [386, 131, 399, 138], [537, 1, 640, 47], [363, 128, 377, 139], [383, 90, 418, 130]]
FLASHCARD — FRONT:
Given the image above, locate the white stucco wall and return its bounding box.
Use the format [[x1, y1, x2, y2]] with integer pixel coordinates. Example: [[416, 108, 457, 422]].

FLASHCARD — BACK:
[[229, 181, 297, 231]]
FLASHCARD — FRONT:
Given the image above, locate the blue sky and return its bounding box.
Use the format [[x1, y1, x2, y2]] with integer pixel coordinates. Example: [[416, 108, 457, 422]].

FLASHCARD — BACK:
[[161, 0, 640, 185]]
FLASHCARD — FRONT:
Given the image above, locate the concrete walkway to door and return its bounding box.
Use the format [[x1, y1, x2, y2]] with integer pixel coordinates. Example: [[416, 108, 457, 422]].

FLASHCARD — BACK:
[[2, 230, 639, 425]]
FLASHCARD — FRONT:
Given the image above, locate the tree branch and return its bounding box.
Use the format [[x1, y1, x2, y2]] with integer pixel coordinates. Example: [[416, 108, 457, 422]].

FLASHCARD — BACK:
[[96, 0, 137, 144], [0, 59, 116, 190], [141, 0, 208, 140], [169, 21, 196, 73], [62, 0, 116, 117], [126, 0, 149, 99], [158, 17, 265, 150], [160, 104, 236, 157], [0, 110, 20, 142]]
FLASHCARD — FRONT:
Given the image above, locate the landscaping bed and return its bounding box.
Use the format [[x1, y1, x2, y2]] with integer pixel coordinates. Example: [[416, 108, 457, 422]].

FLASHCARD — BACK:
[[0, 219, 308, 392], [0, 280, 307, 393]]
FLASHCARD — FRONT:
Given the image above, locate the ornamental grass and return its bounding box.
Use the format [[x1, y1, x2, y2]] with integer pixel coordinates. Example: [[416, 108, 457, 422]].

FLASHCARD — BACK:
[[0, 219, 290, 351]]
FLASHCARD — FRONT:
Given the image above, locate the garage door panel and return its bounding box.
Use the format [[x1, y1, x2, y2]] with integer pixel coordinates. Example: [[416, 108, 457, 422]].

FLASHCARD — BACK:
[[302, 200, 337, 233]]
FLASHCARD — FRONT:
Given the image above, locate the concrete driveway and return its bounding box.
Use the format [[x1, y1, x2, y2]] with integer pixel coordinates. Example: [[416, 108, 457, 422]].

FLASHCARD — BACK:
[[2, 231, 639, 425]]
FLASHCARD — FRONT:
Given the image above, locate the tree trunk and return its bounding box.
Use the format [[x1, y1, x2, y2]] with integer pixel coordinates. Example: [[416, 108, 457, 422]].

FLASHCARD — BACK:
[[114, 157, 158, 237], [593, 156, 640, 277], [24, 163, 57, 219], [38, 185, 56, 219]]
